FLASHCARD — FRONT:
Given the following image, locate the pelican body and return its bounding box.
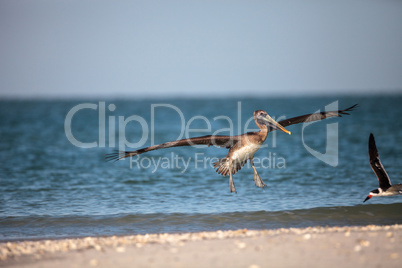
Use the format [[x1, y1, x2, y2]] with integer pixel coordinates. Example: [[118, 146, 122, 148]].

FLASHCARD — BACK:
[[106, 105, 357, 193], [213, 110, 290, 192], [363, 133, 402, 202]]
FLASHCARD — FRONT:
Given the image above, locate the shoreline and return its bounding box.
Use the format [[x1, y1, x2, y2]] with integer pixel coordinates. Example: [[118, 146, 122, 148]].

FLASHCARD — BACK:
[[1, 224, 401, 267]]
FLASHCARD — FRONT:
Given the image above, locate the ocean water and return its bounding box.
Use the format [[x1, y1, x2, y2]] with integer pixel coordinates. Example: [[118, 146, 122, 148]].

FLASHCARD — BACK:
[[1, 96, 402, 241]]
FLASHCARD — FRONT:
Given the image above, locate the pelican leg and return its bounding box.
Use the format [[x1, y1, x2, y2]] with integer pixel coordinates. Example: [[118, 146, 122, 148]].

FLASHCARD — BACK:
[[251, 159, 267, 188], [229, 167, 237, 193]]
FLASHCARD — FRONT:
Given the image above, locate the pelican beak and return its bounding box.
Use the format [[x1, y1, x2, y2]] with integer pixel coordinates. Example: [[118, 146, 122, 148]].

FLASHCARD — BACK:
[[363, 194, 372, 203], [260, 114, 291, 135]]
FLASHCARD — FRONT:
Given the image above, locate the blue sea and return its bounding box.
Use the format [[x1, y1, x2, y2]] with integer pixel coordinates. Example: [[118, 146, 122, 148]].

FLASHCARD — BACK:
[[1, 96, 402, 241]]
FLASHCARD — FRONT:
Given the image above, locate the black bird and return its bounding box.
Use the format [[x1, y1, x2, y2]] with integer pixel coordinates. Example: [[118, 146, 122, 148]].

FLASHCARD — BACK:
[[363, 133, 402, 202], [106, 104, 357, 193]]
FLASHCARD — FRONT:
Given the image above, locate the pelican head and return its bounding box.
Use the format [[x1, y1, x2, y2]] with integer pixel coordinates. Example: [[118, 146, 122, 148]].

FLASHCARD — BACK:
[[254, 110, 291, 135]]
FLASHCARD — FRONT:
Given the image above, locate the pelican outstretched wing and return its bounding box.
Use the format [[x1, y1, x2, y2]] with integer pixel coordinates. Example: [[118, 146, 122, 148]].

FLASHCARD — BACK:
[[105, 135, 241, 161], [106, 104, 358, 161], [274, 104, 358, 131]]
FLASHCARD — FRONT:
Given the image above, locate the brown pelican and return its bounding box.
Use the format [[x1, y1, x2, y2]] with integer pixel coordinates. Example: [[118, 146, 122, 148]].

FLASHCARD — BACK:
[[106, 104, 357, 193], [363, 133, 402, 202]]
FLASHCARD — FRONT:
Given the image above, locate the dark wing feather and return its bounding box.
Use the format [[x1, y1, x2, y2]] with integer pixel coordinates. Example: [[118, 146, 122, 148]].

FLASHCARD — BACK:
[[105, 135, 240, 161], [368, 133, 391, 189], [274, 104, 358, 131]]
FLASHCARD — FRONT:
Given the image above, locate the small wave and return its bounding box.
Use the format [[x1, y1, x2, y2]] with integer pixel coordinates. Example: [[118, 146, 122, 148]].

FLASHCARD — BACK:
[[1, 203, 401, 241]]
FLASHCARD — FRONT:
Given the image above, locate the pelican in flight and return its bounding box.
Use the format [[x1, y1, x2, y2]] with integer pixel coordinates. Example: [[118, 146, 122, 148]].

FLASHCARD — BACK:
[[363, 133, 402, 202], [106, 104, 357, 193]]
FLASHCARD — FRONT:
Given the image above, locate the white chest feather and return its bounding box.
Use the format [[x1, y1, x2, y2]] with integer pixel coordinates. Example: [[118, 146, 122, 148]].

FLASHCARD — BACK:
[[232, 143, 261, 162]]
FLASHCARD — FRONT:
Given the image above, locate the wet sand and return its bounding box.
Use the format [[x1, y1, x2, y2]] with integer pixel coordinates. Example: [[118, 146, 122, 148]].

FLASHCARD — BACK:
[[1, 224, 401, 268]]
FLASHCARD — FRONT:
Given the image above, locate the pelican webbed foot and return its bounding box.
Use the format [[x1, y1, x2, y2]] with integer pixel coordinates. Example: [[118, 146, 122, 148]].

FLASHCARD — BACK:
[[229, 170, 237, 193], [253, 172, 267, 188], [251, 159, 266, 188]]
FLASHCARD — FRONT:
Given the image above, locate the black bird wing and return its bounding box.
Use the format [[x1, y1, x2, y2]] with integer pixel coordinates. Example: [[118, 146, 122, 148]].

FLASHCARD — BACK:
[[105, 135, 241, 161], [368, 133, 392, 189], [274, 104, 358, 131]]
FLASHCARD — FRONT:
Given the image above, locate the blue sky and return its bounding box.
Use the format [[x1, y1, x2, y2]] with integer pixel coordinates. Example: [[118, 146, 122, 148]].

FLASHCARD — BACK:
[[1, 0, 401, 98]]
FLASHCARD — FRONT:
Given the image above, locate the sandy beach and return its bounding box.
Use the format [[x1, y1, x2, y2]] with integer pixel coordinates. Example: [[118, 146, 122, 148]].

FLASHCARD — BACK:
[[1, 224, 401, 268]]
